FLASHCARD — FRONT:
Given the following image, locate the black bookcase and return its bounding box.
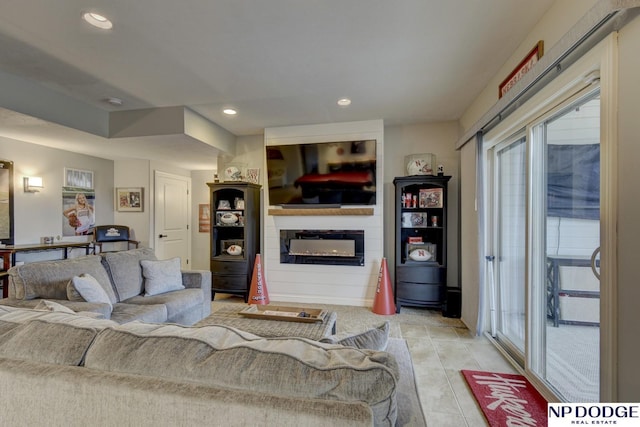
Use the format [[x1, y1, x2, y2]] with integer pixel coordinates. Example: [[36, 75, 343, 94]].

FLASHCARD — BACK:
[[393, 175, 451, 312], [207, 182, 261, 301]]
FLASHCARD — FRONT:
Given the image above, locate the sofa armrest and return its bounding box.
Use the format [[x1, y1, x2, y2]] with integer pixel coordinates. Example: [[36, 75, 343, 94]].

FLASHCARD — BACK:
[[181, 270, 211, 316]]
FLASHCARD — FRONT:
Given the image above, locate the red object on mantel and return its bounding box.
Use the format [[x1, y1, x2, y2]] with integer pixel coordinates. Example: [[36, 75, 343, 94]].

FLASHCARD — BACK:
[[373, 258, 396, 315], [248, 254, 270, 305]]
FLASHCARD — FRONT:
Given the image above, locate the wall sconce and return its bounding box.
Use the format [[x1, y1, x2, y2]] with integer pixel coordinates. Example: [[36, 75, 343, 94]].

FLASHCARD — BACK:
[[24, 176, 43, 193]]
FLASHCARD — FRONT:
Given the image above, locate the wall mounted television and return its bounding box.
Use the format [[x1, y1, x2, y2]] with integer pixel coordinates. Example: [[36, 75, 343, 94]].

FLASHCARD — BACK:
[[266, 140, 377, 206]]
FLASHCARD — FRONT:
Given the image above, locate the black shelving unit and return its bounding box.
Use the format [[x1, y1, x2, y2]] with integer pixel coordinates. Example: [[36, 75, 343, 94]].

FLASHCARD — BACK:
[[393, 175, 451, 312], [207, 182, 261, 302]]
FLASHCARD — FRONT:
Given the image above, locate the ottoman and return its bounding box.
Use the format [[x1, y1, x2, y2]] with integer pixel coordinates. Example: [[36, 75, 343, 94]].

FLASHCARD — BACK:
[[196, 305, 337, 340]]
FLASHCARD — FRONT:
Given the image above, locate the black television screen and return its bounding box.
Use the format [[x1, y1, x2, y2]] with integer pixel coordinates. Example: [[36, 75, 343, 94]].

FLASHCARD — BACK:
[[266, 140, 377, 206]]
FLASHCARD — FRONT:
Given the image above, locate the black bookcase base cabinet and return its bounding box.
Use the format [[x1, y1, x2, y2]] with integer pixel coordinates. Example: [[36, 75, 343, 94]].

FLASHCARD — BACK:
[[393, 175, 451, 313], [395, 266, 446, 311], [208, 182, 261, 303]]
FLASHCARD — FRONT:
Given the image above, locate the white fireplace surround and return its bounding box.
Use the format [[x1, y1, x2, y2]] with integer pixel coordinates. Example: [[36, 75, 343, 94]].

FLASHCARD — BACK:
[[263, 120, 384, 306]]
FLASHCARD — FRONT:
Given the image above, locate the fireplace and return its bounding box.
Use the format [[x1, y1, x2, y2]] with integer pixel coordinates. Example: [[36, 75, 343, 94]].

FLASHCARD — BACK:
[[280, 230, 365, 266]]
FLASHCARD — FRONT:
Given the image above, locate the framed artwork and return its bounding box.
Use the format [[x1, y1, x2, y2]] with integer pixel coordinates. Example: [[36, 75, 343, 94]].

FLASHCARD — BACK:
[[64, 167, 94, 189], [499, 40, 544, 98], [245, 168, 260, 184], [0, 160, 14, 245], [62, 188, 95, 236], [116, 187, 144, 212], [198, 204, 210, 232], [419, 188, 443, 208]]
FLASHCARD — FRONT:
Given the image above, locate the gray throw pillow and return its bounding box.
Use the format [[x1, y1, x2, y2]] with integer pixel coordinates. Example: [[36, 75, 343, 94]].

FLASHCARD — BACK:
[[320, 321, 390, 351], [34, 300, 76, 314], [141, 258, 184, 296], [67, 274, 113, 311]]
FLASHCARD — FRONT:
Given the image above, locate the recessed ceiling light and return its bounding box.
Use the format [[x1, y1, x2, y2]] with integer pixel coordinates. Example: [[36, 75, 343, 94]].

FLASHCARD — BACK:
[[104, 97, 123, 106], [223, 108, 237, 115], [83, 12, 113, 30], [337, 98, 352, 107]]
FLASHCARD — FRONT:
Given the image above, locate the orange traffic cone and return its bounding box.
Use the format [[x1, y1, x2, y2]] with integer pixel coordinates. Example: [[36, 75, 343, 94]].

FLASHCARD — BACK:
[[248, 254, 270, 305], [373, 258, 396, 315]]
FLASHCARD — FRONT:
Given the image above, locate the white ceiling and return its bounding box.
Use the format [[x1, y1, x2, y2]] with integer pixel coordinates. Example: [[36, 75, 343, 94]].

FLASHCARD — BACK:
[[0, 0, 555, 169]]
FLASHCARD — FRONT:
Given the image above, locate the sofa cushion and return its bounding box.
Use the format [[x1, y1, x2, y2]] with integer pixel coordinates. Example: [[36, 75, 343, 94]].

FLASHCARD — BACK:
[[85, 322, 398, 426], [109, 303, 168, 324], [320, 321, 390, 351], [101, 248, 157, 301], [67, 274, 114, 311], [140, 258, 184, 296], [0, 298, 112, 319], [34, 299, 76, 314], [0, 311, 117, 366], [9, 255, 116, 302], [124, 288, 202, 322]]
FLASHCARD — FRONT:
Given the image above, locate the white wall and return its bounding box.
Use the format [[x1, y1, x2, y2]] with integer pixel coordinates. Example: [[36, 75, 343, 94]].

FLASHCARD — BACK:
[[0, 136, 114, 247], [460, 0, 598, 132]]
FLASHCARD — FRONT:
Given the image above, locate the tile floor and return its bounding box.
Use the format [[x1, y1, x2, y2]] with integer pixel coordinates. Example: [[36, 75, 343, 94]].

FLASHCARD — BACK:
[[396, 307, 518, 427]]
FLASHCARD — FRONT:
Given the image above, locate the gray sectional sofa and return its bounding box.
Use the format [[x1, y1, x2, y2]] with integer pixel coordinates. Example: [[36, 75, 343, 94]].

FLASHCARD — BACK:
[[0, 306, 399, 426], [0, 248, 211, 325]]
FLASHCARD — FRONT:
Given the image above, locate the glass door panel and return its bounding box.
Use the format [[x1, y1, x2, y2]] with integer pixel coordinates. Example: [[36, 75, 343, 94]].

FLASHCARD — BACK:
[[494, 137, 527, 355], [538, 93, 600, 402]]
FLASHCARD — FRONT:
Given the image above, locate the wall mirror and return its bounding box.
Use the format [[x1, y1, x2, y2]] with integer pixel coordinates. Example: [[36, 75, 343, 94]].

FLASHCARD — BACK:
[[0, 160, 14, 245]]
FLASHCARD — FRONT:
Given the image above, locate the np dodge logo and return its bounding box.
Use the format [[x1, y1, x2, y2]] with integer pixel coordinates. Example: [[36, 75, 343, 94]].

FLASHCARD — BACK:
[[548, 403, 640, 426]]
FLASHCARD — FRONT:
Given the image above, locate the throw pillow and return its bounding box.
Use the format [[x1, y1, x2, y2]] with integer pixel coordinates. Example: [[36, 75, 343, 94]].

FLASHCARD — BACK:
[[320, 321, 390, 351], [140, 258, 184, 296], [67, 273, 113, 311], [34, 300, 76, 314]]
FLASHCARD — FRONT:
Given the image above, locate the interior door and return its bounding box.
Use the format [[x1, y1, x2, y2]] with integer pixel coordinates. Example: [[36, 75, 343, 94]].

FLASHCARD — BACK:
[[154, 171, 191, 269]]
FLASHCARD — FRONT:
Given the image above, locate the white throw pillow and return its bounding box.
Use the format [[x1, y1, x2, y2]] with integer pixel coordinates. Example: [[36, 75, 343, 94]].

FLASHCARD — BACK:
[[67, 273, 113, 311], [141, 258, 184, 296], [34, 299, 76, 314]]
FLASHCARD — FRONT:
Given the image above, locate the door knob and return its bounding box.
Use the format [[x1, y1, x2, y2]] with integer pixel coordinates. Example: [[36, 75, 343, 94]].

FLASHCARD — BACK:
[[158, 234, 168, 238]]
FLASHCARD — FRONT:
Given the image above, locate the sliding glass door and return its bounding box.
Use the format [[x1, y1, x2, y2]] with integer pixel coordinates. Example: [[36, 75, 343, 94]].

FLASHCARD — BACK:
[[487, 90, 601, 402]]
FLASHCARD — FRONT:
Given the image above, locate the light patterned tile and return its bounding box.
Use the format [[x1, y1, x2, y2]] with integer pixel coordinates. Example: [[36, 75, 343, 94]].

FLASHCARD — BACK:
[[445, 368, 486, 421], [427, 325, 461, 340], [400, 323, 428, 339], [407, 339, 442, 368], [417, 379, 461, 415], [422, 411, 470, 427], [433, 341, 482, 370], [465, 341, 519, 374]]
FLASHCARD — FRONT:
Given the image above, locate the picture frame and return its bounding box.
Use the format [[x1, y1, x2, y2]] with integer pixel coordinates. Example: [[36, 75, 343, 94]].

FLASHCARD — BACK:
[[419, 188, 443, 208], [116, 187, 144, 212], [64, 167, 94, 189], [245, 168, 260, 184], [499, 40, 544, 98], [198, 204, 210, 232], [402, 212, 428, 228]]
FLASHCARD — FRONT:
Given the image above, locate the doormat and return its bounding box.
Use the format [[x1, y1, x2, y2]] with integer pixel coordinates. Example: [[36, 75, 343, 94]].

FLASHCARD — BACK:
[[462, 369, 548, 427]]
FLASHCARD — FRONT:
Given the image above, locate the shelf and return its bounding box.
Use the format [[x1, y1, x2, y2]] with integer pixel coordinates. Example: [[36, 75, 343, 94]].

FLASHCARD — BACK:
[[268, 208, 374, 216]]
